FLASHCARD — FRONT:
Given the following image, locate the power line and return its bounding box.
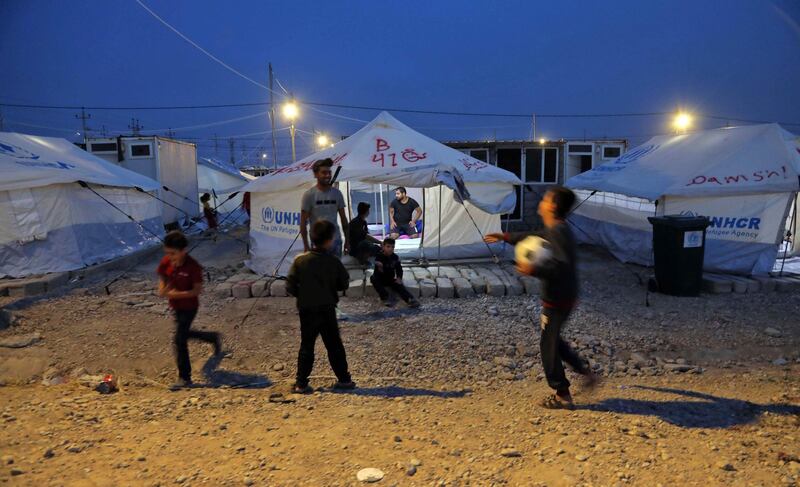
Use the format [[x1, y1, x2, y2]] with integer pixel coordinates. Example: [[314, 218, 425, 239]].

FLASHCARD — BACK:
[[3, 99, 797, 126], [134, 0, 282, 96]]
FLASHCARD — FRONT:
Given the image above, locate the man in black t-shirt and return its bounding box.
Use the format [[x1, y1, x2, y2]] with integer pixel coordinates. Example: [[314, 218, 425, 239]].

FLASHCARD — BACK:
[[348, 202, 381, 265], [389, 186, 422, 239]]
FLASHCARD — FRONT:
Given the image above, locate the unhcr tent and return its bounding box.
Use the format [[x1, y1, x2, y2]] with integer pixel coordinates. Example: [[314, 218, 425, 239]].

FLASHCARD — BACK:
[[197, 157, 255, 215], [566, 123, 800, 275], [0, 132, 164, 278], [241, 112, 522, 274]]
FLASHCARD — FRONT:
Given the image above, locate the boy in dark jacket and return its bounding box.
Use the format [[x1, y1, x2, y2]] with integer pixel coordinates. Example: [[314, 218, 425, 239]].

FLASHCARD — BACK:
[[156, 230, 223, 390], [371, 238, 421, 308], [287, 220, 354, 393], [485, 187, 597, 409]]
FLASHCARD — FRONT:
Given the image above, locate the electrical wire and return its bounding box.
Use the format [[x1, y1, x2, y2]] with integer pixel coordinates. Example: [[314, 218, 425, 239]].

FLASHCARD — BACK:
[[134, 0, 283, 96]]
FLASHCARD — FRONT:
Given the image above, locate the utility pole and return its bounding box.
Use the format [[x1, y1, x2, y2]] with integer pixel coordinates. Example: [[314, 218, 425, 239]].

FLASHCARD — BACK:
[[100, 125, 108, 137], [212, 133, 219, 154], [75, 107, 92, 143], [128, 118, 143, 135], [228, 138, 235, 165], [166, 128, 175, 138], [531, 114, 536, 141], [268, 62, 278, 170], [240, 142, 247, 167]]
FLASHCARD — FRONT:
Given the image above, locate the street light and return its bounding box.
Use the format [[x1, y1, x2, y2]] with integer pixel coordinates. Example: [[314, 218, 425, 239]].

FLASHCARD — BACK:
[[316, 134, 329, 148], [538, 138, 546, 145], [282, 100, 299, 163], [673, 112, 692, 133]]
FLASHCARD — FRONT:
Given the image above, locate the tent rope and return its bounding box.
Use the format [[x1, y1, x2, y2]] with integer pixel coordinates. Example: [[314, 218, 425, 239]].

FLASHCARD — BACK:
[[77, 181, 164, 243], [460, 201, 500, 265]]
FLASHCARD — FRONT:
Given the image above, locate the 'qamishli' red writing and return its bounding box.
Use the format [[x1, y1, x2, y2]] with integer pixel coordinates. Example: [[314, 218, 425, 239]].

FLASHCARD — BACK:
[[686, 166, 788, 186]]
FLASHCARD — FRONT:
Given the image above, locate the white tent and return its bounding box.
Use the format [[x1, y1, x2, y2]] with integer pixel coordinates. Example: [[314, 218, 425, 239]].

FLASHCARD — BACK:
[[566, 123, 800, 275], [241, 112, 522, 275], [197, 157, 255, 215], [0, 132, 164, 278]]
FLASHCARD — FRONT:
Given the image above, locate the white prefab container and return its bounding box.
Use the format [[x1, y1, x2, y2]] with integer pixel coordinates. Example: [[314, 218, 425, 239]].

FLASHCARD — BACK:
[[86, 136, 199, 225]]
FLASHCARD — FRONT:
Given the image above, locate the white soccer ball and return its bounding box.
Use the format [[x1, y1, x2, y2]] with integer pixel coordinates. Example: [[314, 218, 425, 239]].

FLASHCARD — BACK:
[[515, 236, 553, 269]]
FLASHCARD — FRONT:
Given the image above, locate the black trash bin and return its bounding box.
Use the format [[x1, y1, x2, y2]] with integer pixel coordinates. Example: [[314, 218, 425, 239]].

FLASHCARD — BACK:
[[647, 215, 710, 297]]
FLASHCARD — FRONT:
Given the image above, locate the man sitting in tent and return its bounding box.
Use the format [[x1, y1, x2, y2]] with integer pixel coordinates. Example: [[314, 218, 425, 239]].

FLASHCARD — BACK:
[[389, 187, 422, 239], [300, 158, 350, 257], [348, 202, 381, 265]]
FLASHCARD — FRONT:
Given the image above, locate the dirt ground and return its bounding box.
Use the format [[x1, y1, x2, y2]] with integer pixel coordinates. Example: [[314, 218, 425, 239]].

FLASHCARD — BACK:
[[1, 229, 799, 486]]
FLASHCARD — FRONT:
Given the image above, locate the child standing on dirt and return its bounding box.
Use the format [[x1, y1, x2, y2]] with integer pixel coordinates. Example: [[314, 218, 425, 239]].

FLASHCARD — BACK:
[[157, 230, 223, 390], [287, 220, 355, 393], [371, 238, 420, 308], [200, 193, 218, 230], [484, 187, 597, 409]]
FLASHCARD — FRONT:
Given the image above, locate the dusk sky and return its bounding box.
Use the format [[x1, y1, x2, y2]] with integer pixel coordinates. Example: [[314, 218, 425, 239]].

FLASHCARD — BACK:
[[2, 0, 799, 165]]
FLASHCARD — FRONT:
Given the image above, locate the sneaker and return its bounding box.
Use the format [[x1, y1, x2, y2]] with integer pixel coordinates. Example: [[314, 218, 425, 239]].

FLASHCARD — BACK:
[[382, 298, 395, 308], [407, 299, 421, 309], [170, 378, 193, 391], [291, 383, 313, 394], [335, 307, 349, 321], [331, 381, 356, 390]]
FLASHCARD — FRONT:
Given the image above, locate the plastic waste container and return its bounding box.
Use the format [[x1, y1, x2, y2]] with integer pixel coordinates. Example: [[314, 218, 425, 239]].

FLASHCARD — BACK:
[[647, 215, 710, 296]]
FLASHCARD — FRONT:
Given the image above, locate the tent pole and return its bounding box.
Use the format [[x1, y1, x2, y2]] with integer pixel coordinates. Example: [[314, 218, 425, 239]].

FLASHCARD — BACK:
[[419, 187, 426, 262], [379, 183, 386, 240], [437, 184, 442, 276], [373, 185, 378, 225], [779, 192, 798, 276]]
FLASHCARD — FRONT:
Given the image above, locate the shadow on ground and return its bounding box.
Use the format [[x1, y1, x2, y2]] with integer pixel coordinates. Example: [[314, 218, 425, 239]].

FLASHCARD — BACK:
[[320, 385, 468, 399], [196, 355, 272, 389], [581, 385, 800, 428]]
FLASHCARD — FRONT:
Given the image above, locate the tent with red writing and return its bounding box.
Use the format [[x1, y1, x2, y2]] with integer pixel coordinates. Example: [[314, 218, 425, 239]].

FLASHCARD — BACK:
[[566, 123, 800, 275], [241, 111, 521, 275]]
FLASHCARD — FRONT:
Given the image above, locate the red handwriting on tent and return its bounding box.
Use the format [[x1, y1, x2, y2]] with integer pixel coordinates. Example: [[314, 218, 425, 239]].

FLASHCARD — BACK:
[[459, 157, 488, 172], [376, 138, 390, 152], [272, 153, 347, 175], [370, 138, 426, 167], [686, 166, 788, 186], [401, 148, 427, 162]]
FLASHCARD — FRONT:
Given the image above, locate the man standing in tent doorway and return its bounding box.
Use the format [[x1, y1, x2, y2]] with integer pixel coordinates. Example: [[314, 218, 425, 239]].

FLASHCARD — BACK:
[[389, 187, 422, 239], [300, 158, 350, 256]]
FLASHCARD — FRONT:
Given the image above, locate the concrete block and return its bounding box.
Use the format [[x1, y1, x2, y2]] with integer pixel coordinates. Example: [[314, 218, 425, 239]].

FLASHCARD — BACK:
[[774, 277, 800, 292], [227, 273, 255, 283], [436, 277, 454, 298], [520, 276, 540, 295], [459, 268, 479, 280], [410, 267, 430, 280], [403, 278, 420, 298], [251, 280, 268, 298], [752, 276, 776, 292], [452, 277, 475, 298], [42, 272, 70, 292], [8, 278, 47, 298], [504, 278, 524, 296], [232, 282, 253, 299], [346, 279, 365, 298], [469, 276, 487, 294], [702, 275, 732, 294], [429, 266, 461, 279], [215, 282, 233, 298], [419, 278, 437, 298], [270, 280, 288, 297], [486, 277, 505, 297]]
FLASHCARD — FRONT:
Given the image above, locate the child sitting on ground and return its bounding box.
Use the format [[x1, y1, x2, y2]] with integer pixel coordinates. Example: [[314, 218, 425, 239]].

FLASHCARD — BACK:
[[371, 238, 421, 308], [287, 220, 355, 393]]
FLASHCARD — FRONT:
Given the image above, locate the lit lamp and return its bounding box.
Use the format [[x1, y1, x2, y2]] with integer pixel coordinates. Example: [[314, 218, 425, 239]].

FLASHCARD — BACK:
[[539, 138, 546, 145], [283, 100, 299, 163], [673, 112, 692, 133], [316, 134, 329, 148]]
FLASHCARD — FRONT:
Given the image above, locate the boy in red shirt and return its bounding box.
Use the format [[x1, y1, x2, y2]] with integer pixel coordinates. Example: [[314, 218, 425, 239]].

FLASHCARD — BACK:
[[157, 230, 223, 389]]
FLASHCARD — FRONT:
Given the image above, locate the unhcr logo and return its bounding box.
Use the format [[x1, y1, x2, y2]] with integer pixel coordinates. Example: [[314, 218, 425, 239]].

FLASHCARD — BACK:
[[262, 207, 274, 223], [0, 142, 40, 159]]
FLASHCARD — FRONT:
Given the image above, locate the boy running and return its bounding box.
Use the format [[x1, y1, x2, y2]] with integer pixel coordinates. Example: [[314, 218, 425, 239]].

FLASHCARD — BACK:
[[484, 187, 597, 409], [371, 238, 421, 308], [156, 230, 223, 390], [287, 220, 355, 393]]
